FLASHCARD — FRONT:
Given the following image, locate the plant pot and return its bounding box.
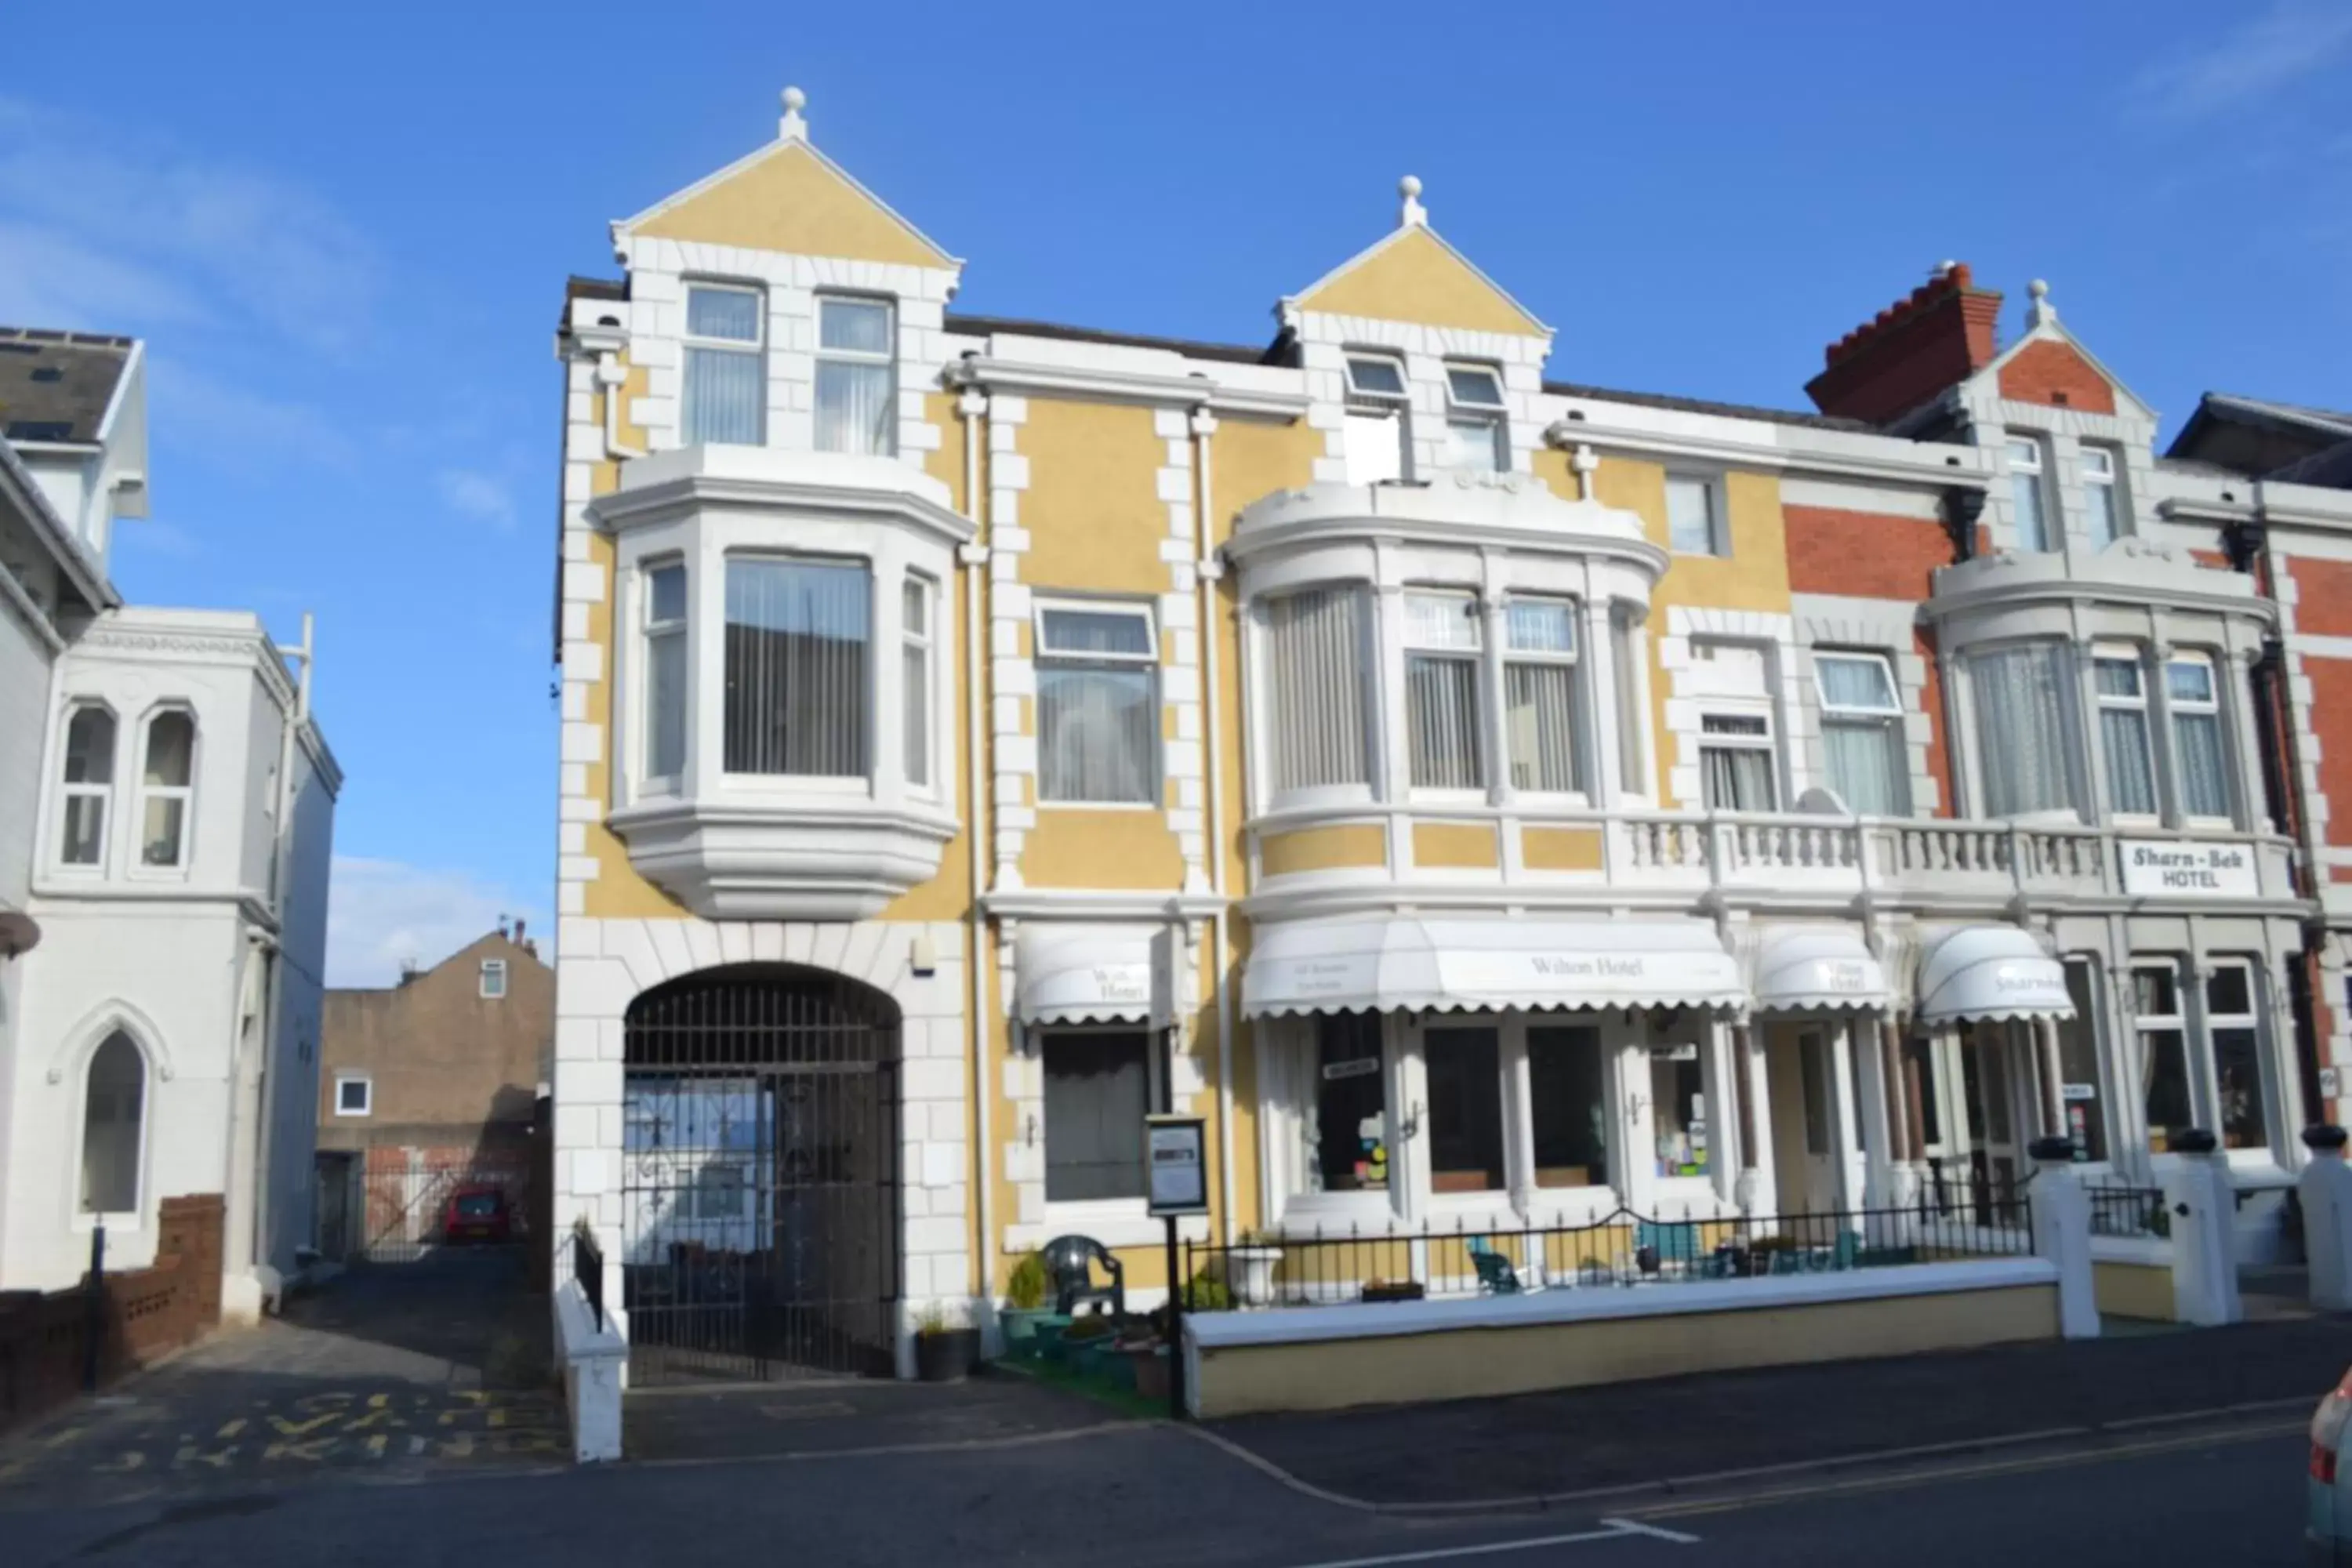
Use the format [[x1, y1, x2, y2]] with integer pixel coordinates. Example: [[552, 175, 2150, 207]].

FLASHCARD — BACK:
[[1361, 1280, 1425, 1304], [1030, 1318, 1072, 1361], [999, 1307, 1051, 1354], [915, 1327, 979, 1383], [1225, 1244, 1284, 1308], [1131, 1344, 1170, 1402]]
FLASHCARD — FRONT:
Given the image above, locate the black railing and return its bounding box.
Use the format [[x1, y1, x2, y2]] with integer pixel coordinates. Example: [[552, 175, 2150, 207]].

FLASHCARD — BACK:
[[2086, 1181, 2169, 1240], [1181, 1188, 2033, 1312], [574, 1226, 606, 1333]]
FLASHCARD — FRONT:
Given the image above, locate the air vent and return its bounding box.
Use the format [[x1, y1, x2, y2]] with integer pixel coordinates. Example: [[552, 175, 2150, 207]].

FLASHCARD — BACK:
[[29, 366, 62, 382]]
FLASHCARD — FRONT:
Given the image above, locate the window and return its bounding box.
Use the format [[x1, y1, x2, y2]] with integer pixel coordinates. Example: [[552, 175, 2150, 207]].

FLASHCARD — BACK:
[[1425, 1025, 1505, 1193], [1305, 1013, 1387, 1193], [2057, 960, 2109, 1162], [2168, 654, 2230, 821], [2008, 437, 2049, 551], [2082, 447, 2122, 548], [57, 704, 114, 866], [80, 1032, 143, 1215], [2206, 963, 2267, 1152], [136, 710, 194, 869], [2136, 964, 2192, 1153], [1043, 1029, 1151, 1202], [1529, 1025, 1607, 1189], [1442, 365, 1507, 473], [1666, 474, 1726, 556], [644, 563, 687, 782], [1341, 353, 1409, 485], [335, 1074, 372, 1117], [1651, 1044, 1709, 1177], [1403, 590, 1484, 791], [1699, 713, 1777, 811], [2095, 650, 2157, 817], [1815, 652, 1906, 815], [724, 557, 870, 779], [692, 1163, 748, 1220], [1036, 604, 1157, 804], [1504, 598, 1581, 793], [902, 577, 933, 790], [815, 296, 895, 456], [1266, 587, 1371, 793], [682, 284, 765, 446], [1971, 644, 2074, 816], [480, 959, 507, 1000]]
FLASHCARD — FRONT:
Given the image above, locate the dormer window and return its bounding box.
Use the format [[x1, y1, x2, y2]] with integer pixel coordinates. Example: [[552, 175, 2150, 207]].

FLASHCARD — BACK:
[[815, 296, 895, 456], [1342, 353, 1410, 485], [682, 284, 766, 447], [1443, 365, 1507, 473], [2082, 447, 2121, 548], [2007, 436, 2049, 551], [1666, 474, 1727, 557]]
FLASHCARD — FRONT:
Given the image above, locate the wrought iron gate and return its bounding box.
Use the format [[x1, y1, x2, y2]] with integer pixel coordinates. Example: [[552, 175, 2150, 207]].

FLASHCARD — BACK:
[[620, 964, 902, 1386]]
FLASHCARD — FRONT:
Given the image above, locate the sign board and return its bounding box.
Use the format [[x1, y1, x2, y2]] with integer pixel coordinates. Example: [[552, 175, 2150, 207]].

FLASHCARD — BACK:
[[1145, 1114, 1209, 1217], [1321, 1056, 1381, 1082], [2119, 840, 2259, 899], [2061, 1082, 2098, 1103]]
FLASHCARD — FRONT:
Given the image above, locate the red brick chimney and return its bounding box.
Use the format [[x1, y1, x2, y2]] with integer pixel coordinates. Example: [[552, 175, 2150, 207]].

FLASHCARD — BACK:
[[1805, 263, 2003, 426]]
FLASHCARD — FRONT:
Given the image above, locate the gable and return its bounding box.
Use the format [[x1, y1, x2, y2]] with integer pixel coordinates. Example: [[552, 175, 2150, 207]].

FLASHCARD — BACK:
[[629, 142, 950, 268], [1997, 339, 2115, 416], [1296, 226, 1544, 336]]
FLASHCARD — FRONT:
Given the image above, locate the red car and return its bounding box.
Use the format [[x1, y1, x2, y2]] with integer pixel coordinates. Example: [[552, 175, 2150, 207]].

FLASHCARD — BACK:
[[443, 1187, 512, 1244]]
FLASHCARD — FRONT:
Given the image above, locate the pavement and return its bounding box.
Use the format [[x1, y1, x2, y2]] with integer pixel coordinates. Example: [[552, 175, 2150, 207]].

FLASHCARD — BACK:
[[623, 1367, 1123, 1462]]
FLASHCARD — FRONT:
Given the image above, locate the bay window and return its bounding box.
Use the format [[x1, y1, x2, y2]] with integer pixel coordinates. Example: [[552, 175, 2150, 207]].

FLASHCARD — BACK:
[[644, 563, 687, 782], [2082, 447, 2122, 548], [2167, 654, 2230, 821], [1425, 1025, 1505, 1193], [1341, 353, 1410, 485], [1305, 1013, 1388, 1194], [1443, 365, 1507, 473], [1528, 1025, 1608, 1189], [682, 283, 765, 447], [1504, 597, 1581, 794], [1699, 713, 1776, 811], [1971, 644, 2074, 816], [2094, 649, 2157, 817], [1042, 1029, 1152, 1203], [1814, 652, 1906, 815], [2135, 963, 2191, 1153], [815, 296, 895, 457], [1036, 602, 1157, 804], [723, 557, 869, 779], [902, 577, 933, 791], [137, 710, 194, 869], [1403, 590, 1484, 790], [2008, 436, 2049, 551], [1266, 587, 1372, 793], [2205, 963, 2267, 1152], [57, 703, 114, 867]]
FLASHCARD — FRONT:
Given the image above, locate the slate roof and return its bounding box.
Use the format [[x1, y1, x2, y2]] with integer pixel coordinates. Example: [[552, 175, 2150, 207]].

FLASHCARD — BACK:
[[0, 327, 135, 445]]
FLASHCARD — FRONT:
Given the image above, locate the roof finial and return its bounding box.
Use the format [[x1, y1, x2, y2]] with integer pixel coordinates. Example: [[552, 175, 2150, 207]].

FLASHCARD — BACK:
[[1398, 174, 1426, 229], [780, 85, 808, 143], [2027, 277, 2056, 328]]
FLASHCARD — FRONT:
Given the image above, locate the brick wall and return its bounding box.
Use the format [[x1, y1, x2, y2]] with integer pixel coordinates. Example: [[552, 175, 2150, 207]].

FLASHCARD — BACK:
[[1996, 339, 2115, 415], [2293, 558, 2352, 640], [1785, 506, 1952, 601], [2307, 656, 2352, 848]]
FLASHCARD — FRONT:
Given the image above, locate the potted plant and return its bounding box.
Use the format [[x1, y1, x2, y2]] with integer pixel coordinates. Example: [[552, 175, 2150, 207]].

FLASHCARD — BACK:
[[1222, 1230, 1285, 1308], [1060, 1311, 1118, 1380], [1000, 1251, 1057, 1354], [913, 1304, 980, 1383]]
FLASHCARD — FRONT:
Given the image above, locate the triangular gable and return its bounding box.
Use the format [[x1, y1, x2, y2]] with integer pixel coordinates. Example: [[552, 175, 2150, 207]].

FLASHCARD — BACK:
[[621, 138, 955, 270], [1291, 223, 1548, 338], [1973, 308, 2153, 423]]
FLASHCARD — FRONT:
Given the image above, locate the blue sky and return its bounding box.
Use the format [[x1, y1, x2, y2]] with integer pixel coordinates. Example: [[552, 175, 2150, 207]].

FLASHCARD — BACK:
[[3, 1, 2345, 983]]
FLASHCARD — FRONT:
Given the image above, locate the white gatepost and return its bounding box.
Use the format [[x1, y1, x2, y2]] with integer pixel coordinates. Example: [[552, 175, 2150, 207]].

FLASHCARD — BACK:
[[555, 1277, 628, 1463], [2027, 1138, 2100, 1339], [2162, 1131, 2244, 1327], [2299, 1126, 2352, 1312]]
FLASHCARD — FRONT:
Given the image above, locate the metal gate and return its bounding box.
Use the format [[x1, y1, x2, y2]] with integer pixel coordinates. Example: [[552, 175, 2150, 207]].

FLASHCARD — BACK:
[[620, 964, 902, 1386]]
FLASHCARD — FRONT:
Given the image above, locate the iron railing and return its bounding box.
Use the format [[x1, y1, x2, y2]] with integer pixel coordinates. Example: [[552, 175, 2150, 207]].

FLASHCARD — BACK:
[[2086, 1181, 2170, 1240], [1180, 1188, 2033, 1312], [575, 1226, 605, 1332]]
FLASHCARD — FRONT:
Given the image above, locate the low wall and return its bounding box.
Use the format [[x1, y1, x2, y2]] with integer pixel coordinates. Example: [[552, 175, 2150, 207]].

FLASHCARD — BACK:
[[1183, 1260, 2061, 1419], [2090, 1237, 2176, 1322]]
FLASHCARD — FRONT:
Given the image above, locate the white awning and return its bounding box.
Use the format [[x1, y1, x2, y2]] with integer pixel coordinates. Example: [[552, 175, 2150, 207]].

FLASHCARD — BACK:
[[1240, 915, 1744, 1018], [1014, 924, 1158, 1025], [1753, 927, 1891, 1012], [1917, 926, 2074, 1024]]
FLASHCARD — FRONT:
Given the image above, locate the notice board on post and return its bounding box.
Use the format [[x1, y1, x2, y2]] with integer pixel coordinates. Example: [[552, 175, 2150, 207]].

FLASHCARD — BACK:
[[1146, 1114, 1208, 1217]]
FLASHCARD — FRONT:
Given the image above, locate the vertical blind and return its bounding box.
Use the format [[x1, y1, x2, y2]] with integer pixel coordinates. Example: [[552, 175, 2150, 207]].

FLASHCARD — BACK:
[[1404, 591, 1483, 789], [1266, 587, 1370, 791], [2096, 657, 2156, 815], [647, 564, 687, 779], [815, 298, 895, 456], [683, 286, 764, 447], [1973, 644, 2073, 815], [1037, 608, 1156, 804], [1504, 598, 1578, 793], [723, 558, 869, 778], [1699, 714, 1776, 811]]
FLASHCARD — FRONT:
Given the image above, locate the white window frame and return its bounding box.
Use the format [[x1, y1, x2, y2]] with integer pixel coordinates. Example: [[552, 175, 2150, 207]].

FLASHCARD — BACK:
[[1697, 710, 1778, 812], [75, 1032, 148, 1226], [1037, 1023, 1165, 1223], [2094, 644, 2159, 822], [1261, 583, 1376, 808], [1033, 598, 1160, 808], [480, 959, 508, 1000], [1501, 594, 1583, 798], [334, 1073, 373, 1118], [2133, 960, 2192, 1157], [720, 552, 876, 786], [1665, 472, 1728, 557], [131, 706, 197, 875], [55, 700, 118, 873], [902, 574, 935, 796], [1401, 587, 1487, 799], [1813, 651, 1907, 816], [1442, 363, 1508, 474], [641, 559, 688, 790], [814, 293, 897, 458], [2165, 651, 2232, 826], [1342, 351, 1411, 485], [2008, 435, 2050, 551], [2203, 958, 2272, 1163], [681, 281, 767, 448], [2082, 445, 2122, 548], [1276, 1011, 1402, 1229]]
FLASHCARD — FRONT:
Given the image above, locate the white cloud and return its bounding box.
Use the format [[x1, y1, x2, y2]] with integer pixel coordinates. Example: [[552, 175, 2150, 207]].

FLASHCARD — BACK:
[[438, 467, 518, 531], [326, 855, 549, 988], [2128, 2, 2352, 122]]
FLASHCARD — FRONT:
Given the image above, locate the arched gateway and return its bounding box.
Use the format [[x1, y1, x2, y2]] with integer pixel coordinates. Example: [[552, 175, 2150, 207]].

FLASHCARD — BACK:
[[620, 964, 902, 1385]]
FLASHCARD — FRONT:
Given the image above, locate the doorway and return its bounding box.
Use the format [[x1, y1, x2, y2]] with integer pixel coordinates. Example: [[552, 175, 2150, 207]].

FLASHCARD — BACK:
[[1766, 1026, 1841, 1215], [1908, 1021, 2028, 1221]]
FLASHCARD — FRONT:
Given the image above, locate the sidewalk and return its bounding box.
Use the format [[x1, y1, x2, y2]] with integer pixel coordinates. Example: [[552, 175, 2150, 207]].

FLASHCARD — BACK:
[[1203, 1315, 2351, 1508]]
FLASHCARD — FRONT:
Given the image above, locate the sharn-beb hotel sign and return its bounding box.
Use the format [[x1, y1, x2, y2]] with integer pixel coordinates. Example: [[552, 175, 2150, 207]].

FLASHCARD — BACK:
[[2118, 840, 2257, 898]]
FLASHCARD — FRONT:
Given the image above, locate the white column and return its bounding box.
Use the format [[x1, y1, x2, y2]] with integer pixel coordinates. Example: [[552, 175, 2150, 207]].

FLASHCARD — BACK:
[[1620, 607, 1658, 800], [1504, 1023, 1537, 1216], [1584, 595, 1624, 809], [1374, 580, 1410, 873], [1480, 588, 1511, 808], [2144, 637, 2183, 828], [1831, 1017, 1868, 1211]]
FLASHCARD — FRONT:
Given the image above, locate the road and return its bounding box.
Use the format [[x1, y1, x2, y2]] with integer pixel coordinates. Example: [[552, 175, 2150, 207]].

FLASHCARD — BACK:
[[0, 1410, 2310, 1566]]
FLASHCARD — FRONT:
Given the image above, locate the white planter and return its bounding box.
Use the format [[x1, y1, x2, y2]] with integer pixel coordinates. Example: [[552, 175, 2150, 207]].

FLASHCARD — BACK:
[[1227, 1245, 1284, 1308]]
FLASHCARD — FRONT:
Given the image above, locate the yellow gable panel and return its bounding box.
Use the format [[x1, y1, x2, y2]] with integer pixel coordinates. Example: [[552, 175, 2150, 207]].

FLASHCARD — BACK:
[[631, 143, 950, 268], [1297, 227, 1543, 336]]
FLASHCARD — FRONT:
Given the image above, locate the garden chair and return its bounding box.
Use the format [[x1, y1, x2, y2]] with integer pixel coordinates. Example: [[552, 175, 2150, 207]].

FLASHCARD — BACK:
[[1040, 1234, 1126, 1318], [1466, 1236, 1522, 1294]]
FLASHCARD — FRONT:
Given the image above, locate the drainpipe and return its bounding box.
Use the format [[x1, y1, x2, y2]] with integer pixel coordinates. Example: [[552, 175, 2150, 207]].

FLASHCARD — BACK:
[[597, 355, 642, 462], [1192, 406, 1237, 1247], [958, 387, 993, 1310]]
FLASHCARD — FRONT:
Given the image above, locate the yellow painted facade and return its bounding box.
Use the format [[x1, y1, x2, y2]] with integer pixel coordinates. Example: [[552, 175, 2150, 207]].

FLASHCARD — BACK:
[[1522, 826, 1606, 872], [1261, 822, 1388, 877], [1412, 821, 1499, 869], [632, 141, 951, 267], [1295, 225, 1545, 336]]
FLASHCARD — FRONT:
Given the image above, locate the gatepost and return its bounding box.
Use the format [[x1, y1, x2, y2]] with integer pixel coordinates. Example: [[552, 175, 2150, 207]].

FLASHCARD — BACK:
[[2162, 1129, 2243, 1327], [2299, 1126, 2352, 1312], [2026, 1136, 2099, 1339]]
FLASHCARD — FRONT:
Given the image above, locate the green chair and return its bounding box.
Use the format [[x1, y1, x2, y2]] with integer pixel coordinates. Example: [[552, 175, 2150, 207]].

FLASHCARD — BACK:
[[1467, 1236, 1522, 1294]]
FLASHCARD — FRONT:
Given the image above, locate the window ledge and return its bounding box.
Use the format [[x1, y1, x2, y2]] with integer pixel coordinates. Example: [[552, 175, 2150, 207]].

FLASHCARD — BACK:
[[608, 795, 959, 921]]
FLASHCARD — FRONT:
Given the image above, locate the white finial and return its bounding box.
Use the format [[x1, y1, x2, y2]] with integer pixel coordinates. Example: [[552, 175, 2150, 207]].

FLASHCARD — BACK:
[[1399, 174, 1426, 228], [2027, 277, 2056, 327], [780, 85, 808, 142], [1934, 260, 1958, 278]]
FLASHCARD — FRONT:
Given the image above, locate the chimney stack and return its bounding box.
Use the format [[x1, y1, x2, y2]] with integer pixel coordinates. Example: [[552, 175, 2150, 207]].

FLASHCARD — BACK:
[[1805, 263, 2003, 426]]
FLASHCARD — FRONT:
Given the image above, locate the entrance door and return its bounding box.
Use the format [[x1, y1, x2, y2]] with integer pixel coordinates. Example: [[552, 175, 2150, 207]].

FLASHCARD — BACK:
[[621, 964, 902, 1387], [1955, 1022, 2023, 1217], [1766, 1027, 1841, 1215]]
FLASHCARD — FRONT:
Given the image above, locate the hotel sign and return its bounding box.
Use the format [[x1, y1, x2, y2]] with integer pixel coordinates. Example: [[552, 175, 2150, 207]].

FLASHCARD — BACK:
[[2119, 840, 2257, 900]]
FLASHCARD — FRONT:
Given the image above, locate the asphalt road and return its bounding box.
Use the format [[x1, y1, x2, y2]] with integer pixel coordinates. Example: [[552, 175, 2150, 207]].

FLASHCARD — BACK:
[[0, 1414, 2311, 1567]]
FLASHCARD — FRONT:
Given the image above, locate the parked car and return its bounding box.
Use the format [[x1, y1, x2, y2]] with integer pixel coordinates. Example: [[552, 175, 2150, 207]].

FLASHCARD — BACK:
[[2309, 1367, 2352, 1562], [443, 1187, 512, 1245]]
